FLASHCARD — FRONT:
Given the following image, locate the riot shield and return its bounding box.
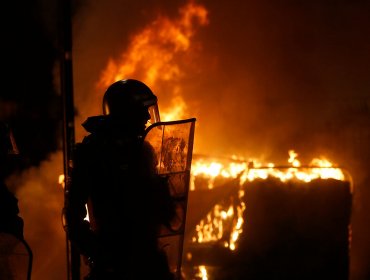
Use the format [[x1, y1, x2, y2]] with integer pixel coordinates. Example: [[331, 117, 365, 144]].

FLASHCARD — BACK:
[[144, 118, 196, 279], [0, 233, 33, 280]]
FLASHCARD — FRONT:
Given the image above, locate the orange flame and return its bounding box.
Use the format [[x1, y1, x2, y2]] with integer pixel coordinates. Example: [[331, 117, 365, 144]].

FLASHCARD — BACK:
[[58, 174, 89, 221], [97, 2, 208, 121], [93, 0, 348, 261], [195, 265, 208, 280], [192, 150, 346, 189], [191, 150, 347, 249]]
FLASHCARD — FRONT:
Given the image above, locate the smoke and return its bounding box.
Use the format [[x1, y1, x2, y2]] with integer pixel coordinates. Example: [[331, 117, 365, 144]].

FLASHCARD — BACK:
[[8, 152, 66, 280], [72, 0, 209, 142], [72, 0, 370, 159], [72, 1, 370, 279], [9, 0, 369, 279]]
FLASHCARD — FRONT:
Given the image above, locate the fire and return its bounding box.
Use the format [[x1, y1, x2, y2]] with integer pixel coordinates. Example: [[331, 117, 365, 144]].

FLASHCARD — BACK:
[[191, 150, 346, 189], [195, 265, 208, 280], [71, 1, 209, 232], [58, 174, 65, 188], [99, 1, 208, 87], [190, 150, 347, 250], [190, 156, 247, 190], [58, 174, 90, 221], [97, 1, 209, 122], [161, 95, 187, 121], [90, 1, 350, 276]]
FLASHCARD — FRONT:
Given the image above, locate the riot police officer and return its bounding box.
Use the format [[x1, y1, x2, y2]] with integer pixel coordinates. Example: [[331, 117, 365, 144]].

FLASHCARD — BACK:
[[65, 79, 175, 280]]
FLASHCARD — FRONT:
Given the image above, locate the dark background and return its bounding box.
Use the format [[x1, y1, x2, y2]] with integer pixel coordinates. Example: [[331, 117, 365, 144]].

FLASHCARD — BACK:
[[1, 1, 60, 168], [1, 0, 369, 279]]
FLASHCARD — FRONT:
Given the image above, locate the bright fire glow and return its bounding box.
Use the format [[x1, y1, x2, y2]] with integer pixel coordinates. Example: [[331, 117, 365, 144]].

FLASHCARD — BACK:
[[191, 150, 345, 189], [93, 0, 348, 262], [58, 174, 65, 188], [58, 174, 89, 221], [195, 265, 208, 280], [98, 2, 208, 122], [191, 150, 347, 249]]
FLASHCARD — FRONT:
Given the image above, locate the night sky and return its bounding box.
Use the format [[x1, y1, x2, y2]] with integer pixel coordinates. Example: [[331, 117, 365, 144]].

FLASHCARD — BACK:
[[1, 0, 369, 279]]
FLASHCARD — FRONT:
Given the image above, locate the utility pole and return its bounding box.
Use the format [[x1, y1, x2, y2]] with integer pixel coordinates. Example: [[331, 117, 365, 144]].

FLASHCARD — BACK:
[[58, 0, 80, 279]]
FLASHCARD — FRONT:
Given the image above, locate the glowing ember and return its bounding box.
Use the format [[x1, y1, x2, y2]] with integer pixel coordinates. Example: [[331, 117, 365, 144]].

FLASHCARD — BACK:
[[195, 265, 208, 280], [58, 174, 65, 188]]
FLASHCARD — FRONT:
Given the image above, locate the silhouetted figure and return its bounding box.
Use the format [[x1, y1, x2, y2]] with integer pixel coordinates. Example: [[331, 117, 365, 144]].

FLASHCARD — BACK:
[[65, 79, 176, 280], [0, 121, 33, 280], [0, 121, 23, 240]]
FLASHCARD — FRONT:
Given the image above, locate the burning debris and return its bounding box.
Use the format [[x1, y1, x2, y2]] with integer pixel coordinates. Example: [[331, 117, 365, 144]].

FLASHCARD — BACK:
[[183, 151, 352, 280], [2, 0, 368, 279]]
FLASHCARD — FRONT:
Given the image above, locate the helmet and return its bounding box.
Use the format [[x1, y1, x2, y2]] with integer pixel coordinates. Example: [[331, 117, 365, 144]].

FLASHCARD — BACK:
[[103, 79, 160, 128]]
